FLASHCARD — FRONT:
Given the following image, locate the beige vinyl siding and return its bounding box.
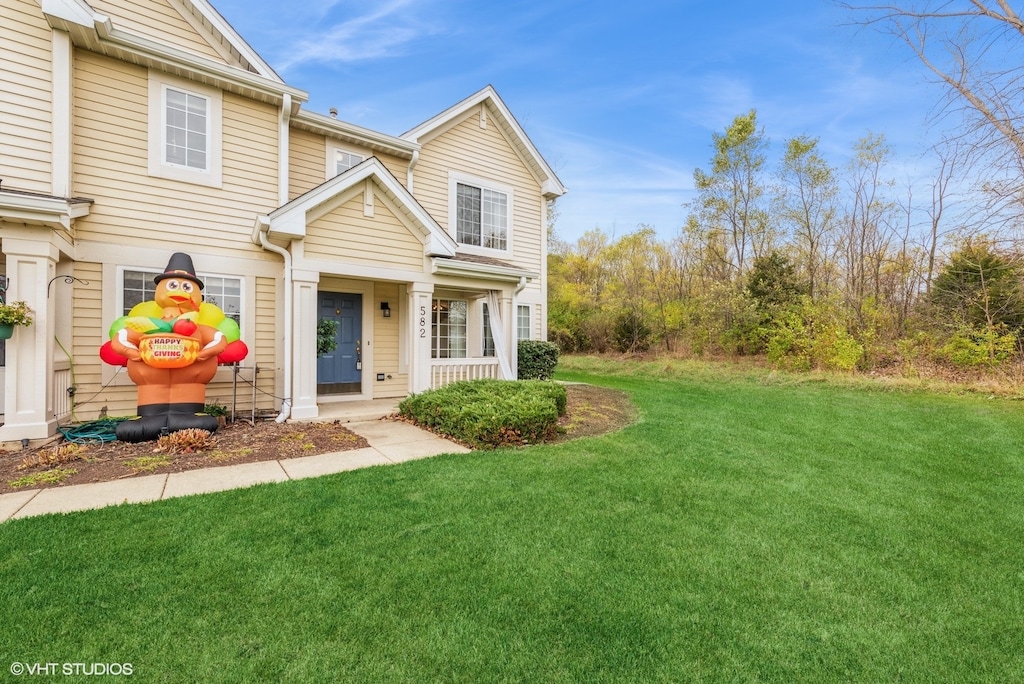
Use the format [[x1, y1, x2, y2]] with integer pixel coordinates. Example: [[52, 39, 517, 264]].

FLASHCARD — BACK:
[[0, 0, 52, 193], [412, 106, 543, 272], [371, 281, 407, 397], [289, 129, 326, 200], [377, 154, 408, 185], [71, 51, 279, 257], [71, 262, 139, 417], [89, 0, 227, 63], [305, 189, 425, 269], [251, 275, 279, 413]]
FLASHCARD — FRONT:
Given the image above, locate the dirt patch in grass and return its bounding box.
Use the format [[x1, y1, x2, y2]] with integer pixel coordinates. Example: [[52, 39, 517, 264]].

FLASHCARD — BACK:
[[553, 383, 637, 441], [0, 384, 635, 494]]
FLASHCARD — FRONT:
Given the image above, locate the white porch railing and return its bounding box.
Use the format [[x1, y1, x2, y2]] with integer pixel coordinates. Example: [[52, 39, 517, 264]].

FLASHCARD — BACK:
[[53, 364, 72, 422], [430, 358, 500, 388]]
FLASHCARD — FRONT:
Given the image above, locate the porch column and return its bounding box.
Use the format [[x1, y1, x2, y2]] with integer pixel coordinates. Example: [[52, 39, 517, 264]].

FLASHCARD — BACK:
[[0, 238, 59, 441], [408, 282, 433, 393], [290, 269, 320, 420]]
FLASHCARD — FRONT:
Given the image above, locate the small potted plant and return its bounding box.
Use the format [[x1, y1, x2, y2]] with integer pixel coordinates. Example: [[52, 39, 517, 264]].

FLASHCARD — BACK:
[[0, 300, 33, 339]]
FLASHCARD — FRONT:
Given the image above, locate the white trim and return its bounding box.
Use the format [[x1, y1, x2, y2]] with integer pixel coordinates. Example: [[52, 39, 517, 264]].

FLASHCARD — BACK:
[[264, 158, 458, 257], [0, 191, 90, 232], [147, 71, 223, 187], [448, 170, 514, 258], [431, 257, 536, 283], [294, 109, 416, 160], [52, 30, 73, 197], [402, 85, 566, 198]]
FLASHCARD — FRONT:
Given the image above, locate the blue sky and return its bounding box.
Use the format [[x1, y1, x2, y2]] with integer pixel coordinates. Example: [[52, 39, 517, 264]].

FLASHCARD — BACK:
[[210, 0, 947, 242]]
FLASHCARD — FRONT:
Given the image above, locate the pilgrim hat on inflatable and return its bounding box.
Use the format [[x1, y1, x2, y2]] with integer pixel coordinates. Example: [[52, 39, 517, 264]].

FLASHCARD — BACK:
[[154, 252, 204, 290]]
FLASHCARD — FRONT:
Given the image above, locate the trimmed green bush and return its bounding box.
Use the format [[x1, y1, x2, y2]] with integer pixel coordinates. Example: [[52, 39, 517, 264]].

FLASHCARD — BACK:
[[518, 340, 559, 379], [398, 379, 567, 448]]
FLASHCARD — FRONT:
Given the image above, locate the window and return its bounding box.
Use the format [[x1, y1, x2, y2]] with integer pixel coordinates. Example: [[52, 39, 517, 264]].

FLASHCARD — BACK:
[[482, 304, 495, 357], [456, 183, 507, 250], [122, 268, 242, 325], [449, 172, 513, 254], [165, 88, 208, 170], [431, 299, 466, 359], [148, 72, 222, 187], [335, 150, 364, 175], [517, 305, 532, 340]]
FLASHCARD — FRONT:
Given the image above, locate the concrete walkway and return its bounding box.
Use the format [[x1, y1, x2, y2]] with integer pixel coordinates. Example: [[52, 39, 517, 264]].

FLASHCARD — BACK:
[[0, 420, 469, 522]]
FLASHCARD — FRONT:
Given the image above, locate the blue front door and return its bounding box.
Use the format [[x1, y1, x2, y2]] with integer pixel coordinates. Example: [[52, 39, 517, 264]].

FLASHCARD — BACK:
[[317, 292, 362, 394]]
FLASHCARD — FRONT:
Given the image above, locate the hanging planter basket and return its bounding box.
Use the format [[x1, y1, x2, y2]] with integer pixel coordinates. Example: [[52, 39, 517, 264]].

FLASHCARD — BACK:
[[0, 301, 34, 338]]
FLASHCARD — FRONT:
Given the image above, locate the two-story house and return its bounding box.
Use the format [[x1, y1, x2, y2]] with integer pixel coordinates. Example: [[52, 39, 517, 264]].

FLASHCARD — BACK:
[[0, 0, 565, 440]]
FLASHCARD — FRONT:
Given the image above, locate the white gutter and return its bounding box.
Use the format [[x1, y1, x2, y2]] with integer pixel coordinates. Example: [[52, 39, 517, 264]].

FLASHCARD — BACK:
[[252, 217, 292, 422]]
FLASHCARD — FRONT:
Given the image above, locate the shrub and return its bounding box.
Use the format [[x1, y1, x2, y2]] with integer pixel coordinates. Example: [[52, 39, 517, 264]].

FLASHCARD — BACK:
[[398, 379, 567, 448], [612, 311, 651, 353], [518, 340, 560, 379], [155, 428, 212, 454], [938, 323, 1018, 368]]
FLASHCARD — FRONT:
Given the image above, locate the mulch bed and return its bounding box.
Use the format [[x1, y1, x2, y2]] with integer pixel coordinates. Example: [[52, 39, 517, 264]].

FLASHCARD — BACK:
[[0, 384, 635, 495]]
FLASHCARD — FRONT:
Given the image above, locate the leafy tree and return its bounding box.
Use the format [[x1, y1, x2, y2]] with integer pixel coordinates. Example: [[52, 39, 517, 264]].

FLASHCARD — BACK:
[[776, 135, 839, 300], [691, 110, 773, 281], [746, 252, 805, 312], [931, 239, 1024, 330]]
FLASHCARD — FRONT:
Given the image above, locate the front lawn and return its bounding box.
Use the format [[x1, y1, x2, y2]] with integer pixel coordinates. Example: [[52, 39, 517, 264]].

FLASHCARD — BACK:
[[2, 360, 1022, 681]]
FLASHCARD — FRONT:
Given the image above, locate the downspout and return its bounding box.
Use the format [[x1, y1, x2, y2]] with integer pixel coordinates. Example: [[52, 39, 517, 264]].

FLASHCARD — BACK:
[[278, 94, 292, 206], [406, 149, 419, 192], [511, 276, 528, 378], [253, 218, 292, 422]]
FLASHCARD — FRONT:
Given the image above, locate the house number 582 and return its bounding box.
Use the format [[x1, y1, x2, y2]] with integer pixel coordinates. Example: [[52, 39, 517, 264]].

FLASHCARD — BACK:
[[419, 305, 427, 338]]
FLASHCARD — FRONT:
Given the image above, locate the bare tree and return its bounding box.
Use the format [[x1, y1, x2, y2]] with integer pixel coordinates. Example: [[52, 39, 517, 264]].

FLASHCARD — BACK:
[[841, 1, 1024, 177]]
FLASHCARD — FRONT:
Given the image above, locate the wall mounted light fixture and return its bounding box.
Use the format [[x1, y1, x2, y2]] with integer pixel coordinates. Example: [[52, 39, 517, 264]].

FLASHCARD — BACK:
[[380, 302, 391, 318]]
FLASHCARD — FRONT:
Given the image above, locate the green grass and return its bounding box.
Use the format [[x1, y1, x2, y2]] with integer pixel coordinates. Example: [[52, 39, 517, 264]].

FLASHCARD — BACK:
[[2, 361, 1024, 681]]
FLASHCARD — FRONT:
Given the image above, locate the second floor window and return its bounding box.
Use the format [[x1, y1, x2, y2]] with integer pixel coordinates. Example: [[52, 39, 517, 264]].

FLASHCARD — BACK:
[[148, 72, 222, 187], [165, 87, 209, 170], [456, 183, 507, 251]]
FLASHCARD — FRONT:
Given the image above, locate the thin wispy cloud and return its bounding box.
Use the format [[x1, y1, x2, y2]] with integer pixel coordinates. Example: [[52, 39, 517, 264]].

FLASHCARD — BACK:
[[275, 0, 441, 72]]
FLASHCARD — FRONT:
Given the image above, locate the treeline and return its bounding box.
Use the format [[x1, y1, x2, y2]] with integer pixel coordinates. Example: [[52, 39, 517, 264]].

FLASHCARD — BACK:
[[548, 111, 1024, 373]]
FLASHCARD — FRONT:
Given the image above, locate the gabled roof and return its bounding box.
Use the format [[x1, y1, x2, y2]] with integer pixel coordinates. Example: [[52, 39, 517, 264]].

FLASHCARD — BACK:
[[255, 158, 458, 258], [40, 0, 307, 108], [402, 85, 566, 199]]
